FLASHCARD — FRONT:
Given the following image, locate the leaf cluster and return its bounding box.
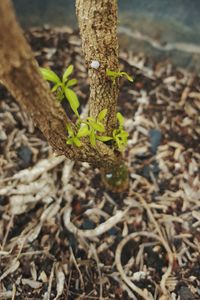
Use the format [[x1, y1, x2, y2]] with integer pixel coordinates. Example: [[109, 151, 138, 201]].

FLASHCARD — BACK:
[[106, 69, 133, 85], [112, 112, 128, 151], [66, 110, 128, 151], [40, 65, 79, 117], [66, 109, 112, 147], [40, 65, 129, 152]]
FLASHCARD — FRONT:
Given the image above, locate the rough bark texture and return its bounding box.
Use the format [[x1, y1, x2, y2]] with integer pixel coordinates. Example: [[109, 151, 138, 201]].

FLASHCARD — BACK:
[[76, 0, 119, 134], [0, 0, 117, 167]]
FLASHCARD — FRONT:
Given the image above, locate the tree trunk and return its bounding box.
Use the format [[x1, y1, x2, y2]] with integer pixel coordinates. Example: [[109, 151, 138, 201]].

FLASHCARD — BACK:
[[0, 0, 117, 168], [76, 0, 119, 134]]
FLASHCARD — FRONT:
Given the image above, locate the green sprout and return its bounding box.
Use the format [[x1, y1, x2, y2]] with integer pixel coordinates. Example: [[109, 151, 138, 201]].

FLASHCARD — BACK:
[[68, 109, 112, 147], [84, 111, 111, 147], [40, 65, 129, 152], [112, 112, 128, 151], [66, 122, 91, 147], [40, 65, 79, 117], [66, 110, 128, 152], [106, 69, 133, 85]]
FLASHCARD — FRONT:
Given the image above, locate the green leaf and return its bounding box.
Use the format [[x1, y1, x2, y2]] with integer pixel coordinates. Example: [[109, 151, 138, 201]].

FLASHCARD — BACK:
[[87, 117, 95, 122], [97, 109, 108, 121], [66, 136, 81, 147], [51, 83, 62, 92], [120, 130, 129, 138], [117, 112, 124, 127], [66, 78, 77, 87], [39, 67, 61, 84], [115, 136, 121, 148], [89, 130, 96, 147], [120, 72, 133, 82], [66, 123, 74, 137], [62, 65, 74, 83], [106, 69, 133, 83], [77, 125, 90, 138], [73, 137, 82, 147], [106, 69, 118, 78], [66, 138, 73, 145], [90, 121, 105, 132], [64, 88, 80, 117], [112, 129, 118, 138], [96, 135, 113, 142]]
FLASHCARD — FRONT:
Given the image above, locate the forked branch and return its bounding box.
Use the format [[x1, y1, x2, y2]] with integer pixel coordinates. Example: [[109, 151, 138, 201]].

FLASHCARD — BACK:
[[0, 0, 118, 167]]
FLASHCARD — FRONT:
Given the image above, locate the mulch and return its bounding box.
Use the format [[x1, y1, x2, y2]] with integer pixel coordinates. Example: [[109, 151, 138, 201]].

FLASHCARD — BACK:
[[0, 26, 200, 300]]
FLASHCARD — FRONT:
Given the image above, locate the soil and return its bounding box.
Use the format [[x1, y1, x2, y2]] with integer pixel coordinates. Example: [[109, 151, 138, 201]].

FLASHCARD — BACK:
[[0, 26, 200, 300]]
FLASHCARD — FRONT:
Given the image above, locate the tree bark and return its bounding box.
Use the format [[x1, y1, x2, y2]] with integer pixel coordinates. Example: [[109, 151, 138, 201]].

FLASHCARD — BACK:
[[0, 0, 118, 167], [76, 0, 119, 134]]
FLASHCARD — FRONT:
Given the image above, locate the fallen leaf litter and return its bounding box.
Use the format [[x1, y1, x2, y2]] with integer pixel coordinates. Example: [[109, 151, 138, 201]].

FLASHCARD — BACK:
[[0, 27, 199, 300]]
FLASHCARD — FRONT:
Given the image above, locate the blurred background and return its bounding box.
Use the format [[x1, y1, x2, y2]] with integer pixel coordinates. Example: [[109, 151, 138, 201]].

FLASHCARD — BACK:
[[12, 0, 200, 73]]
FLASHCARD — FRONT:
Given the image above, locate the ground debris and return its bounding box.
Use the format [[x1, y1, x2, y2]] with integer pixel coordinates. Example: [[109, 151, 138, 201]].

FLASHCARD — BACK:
[[0, 26, 199, 300]]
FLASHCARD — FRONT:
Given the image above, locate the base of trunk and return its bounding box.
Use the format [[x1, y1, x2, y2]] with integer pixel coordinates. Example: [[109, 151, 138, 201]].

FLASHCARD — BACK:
[[101, 161, 129, 193]]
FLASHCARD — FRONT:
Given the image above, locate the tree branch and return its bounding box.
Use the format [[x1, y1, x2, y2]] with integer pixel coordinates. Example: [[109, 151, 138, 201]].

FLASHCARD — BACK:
[[0, 0, 117, 167], [76, 0, 119, 134]]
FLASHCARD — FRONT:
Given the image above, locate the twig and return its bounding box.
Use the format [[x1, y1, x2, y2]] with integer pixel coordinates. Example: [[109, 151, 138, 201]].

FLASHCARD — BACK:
[[64, 207, 129, 238], [90, 244, 103, 300], [132, 192, 174, 296]]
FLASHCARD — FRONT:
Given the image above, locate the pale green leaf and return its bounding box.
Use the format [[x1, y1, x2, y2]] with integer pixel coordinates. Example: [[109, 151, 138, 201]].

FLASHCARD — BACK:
[[62, 65, 74, 83], [66, 78, 77, 87], [40, 67, 61, 84], [51, 83, 62, 92], [120, 130, 129, 138], [97, 109, 108, 121], [66, 138, 73, 145], [90, 121, 105, 132], [115, 136, 121, 147], [120, 72, 133, 82], [117, 112, 124, 127], [112, 129, 118, 138], [87, 117, 95, 122], [96, 135, 113, 142], [89, 130, 96, 147], [66, 123, 74, 137], [106, 69, 118, 78], [77, 125, 90, 138], [73, 137, 82, 147], [64, 88, 80, 117]]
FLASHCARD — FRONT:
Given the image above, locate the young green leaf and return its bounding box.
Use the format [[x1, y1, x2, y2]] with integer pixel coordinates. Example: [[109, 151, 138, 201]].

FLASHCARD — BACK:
[[115, 136, 121, 148], [73, 137, 82, 147], [106, 69, 118, 84], [64, 87, 80, 117], [66, 123, 74, 137], [120, 130, 129, 139], [106, 69, 133, 84], [77, 125, 90, 138], [117, 112, 124, 127], [90, 121, 105, 132], [96, 135, 113, 142], [51, 83, 62, 92], [62, 65, 74, 83], [40, 67, 61, 84], [112, 129, 117, 138], [120, 72, 133, 82], [87, 117, 95, 122], [97, 109, 108, 121], [89, 130, 96, 147], [106, 69, 118, 78], [66, 138, 73, 145], [66, 78, 78, 87]]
